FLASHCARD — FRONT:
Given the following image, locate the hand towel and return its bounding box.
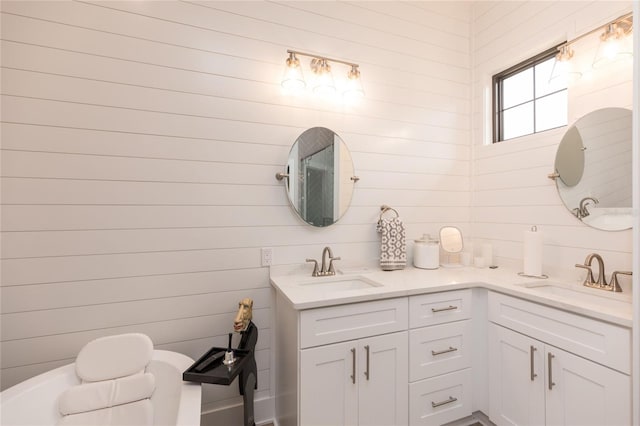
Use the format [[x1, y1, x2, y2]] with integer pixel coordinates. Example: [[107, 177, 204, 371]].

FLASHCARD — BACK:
[[376, 216, 407, 270]]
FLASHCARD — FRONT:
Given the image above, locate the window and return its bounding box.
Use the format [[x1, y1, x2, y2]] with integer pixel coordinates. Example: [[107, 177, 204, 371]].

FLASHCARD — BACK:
[[493, 45, 567, 142]]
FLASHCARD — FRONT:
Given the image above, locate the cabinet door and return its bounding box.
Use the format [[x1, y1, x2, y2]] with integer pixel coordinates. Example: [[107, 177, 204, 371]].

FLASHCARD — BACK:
[[300, 341, 358, 426], [545, 347, 631, 426], [358, 331, 408, 426], [489, 324, 545, 426]]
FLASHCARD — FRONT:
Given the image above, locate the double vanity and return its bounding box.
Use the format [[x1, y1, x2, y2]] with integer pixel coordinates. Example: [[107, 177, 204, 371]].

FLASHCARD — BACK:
[[270, 106, 634, 425], [271, 264, 632, 426]]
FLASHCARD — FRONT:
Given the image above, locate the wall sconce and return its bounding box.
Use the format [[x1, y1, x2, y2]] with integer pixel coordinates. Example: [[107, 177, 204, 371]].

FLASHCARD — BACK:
[[281, 49, 364, 98], [550, 12, 632, 82]]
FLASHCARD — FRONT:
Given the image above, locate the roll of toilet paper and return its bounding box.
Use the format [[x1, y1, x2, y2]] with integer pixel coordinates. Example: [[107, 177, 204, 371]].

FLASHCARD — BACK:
[[523, 226, 542, 276]]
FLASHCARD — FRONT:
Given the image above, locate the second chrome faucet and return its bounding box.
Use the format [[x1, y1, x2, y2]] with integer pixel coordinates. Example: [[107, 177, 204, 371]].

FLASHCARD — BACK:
[[306, 246, 341, 277], [575, 253, 632, 292]]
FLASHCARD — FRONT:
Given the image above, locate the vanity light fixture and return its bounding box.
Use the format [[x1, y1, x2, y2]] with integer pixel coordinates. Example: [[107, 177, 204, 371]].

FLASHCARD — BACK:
[[281, 49, 364, 97], [550, 12, 632, 81]]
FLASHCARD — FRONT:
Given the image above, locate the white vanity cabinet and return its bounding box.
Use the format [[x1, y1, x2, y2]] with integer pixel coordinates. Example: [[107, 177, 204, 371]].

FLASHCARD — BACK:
[[275, 294, 408, 426], [408, 289, 474, 425], [300, 331, 408, 426], [488, 292, 631, 426]]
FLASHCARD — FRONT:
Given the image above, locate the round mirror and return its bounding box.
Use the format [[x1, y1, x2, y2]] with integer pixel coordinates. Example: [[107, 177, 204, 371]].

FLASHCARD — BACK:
[[281, 127, 356, 227], [554, 107, 632, 231]]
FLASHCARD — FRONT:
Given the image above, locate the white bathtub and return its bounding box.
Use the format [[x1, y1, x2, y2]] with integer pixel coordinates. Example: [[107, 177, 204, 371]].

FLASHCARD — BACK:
[[0, 350, 202, 426]]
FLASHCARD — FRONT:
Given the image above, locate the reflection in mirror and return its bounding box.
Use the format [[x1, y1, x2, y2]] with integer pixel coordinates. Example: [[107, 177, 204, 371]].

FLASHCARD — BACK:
[[439, 226, 464, 268], [554, 108, 632, 231], [283, 127, 356, 227], [554, 126, 584, 187]]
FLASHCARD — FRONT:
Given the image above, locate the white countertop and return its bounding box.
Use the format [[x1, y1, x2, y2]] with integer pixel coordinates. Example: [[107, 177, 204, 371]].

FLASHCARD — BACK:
[[270, 264, 633, 327]]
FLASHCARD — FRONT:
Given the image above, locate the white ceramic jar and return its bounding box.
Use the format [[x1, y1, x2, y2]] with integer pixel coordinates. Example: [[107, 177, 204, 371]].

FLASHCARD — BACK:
[[413, 234, 439, 269]]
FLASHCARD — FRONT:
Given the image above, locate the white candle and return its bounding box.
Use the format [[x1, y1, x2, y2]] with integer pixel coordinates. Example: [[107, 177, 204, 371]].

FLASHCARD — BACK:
[[482, 243, 493, 266]]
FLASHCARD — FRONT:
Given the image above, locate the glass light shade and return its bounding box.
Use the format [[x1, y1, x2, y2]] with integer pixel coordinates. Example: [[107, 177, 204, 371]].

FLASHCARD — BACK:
[[549, 46, 582, 84], [592, 23, 632, 69], [343, 66, 364, 98], [281, 54, 306, 90], [312, 59, 335, 94]]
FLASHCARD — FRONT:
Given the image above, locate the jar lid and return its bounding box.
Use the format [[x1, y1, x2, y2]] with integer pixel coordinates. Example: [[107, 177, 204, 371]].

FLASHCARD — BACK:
[[414, 234, 439, 244]]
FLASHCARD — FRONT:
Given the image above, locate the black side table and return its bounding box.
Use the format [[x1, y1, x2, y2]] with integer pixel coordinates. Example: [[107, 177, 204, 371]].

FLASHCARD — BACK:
[[183, 322, 258, 426]]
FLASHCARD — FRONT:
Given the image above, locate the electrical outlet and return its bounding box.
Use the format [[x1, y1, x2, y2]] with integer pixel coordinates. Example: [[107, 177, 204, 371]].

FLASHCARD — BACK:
[[261, 247, 273, 266]]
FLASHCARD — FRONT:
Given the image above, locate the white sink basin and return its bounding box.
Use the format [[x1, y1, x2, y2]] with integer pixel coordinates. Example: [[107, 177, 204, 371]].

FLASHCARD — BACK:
[[518, 281, 631, 311], [581, 208, 632, 231], [298, 275, 383, 291]]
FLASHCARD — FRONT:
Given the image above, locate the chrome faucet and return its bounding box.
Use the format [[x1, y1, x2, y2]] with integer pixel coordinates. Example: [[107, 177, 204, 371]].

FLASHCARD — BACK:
[[575, 253, 630, 292], [306, 246, 341, 277], [574, 197, 599, 219]]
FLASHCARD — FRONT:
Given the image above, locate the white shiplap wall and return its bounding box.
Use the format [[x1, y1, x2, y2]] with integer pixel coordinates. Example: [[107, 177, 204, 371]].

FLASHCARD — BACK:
[[470, 1, 634, 283], [0, 1, 471, 423]]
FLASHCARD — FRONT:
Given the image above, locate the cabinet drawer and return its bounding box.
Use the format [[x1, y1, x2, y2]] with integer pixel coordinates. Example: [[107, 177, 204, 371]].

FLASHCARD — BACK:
[[488, 291, 631, 374], [409, 289, 471, 328], [409, 368, 472, 426], [409, 320, 472, 382], [300, 298, 408, 348]]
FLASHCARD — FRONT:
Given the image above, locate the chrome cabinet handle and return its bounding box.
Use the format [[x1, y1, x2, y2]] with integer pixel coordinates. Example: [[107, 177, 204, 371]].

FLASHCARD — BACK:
[[548, 352, 555, 390], [350, 348, 356, 384], [364, 345, 370, 380], [431, 305, 457, 313], [530, 346, 537, 381], [431, 346, 458, 356], [431, 396, 457, 408]]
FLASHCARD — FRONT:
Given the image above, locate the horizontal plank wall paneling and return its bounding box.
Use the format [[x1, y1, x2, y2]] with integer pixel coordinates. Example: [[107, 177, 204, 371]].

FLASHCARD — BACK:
[[0, 1, 472, 423], [470, 1, 633, 280]]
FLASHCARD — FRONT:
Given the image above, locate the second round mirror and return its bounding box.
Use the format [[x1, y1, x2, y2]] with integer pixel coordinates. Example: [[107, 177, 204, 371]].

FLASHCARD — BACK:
[[553, 107, 632, 231]]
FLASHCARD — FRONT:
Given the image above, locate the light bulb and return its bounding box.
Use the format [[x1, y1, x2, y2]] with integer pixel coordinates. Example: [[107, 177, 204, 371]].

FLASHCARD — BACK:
[[312, 59, 335, 95], [343, 65, 364, 98], [281, 52, 306, 90], [593, 23, 632, 69], [549, 45, 581, 84]]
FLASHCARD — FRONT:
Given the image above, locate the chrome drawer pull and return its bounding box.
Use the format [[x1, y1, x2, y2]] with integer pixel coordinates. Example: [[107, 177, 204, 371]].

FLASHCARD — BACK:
[[364, 345, 370, 380], [530, 345, 537, 381], [431, 396, 457, 408], [548, 352, 555, 390], [350, 348, 356, 384], [431, 305, 457, 313], [431, 346, 458, 356]]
